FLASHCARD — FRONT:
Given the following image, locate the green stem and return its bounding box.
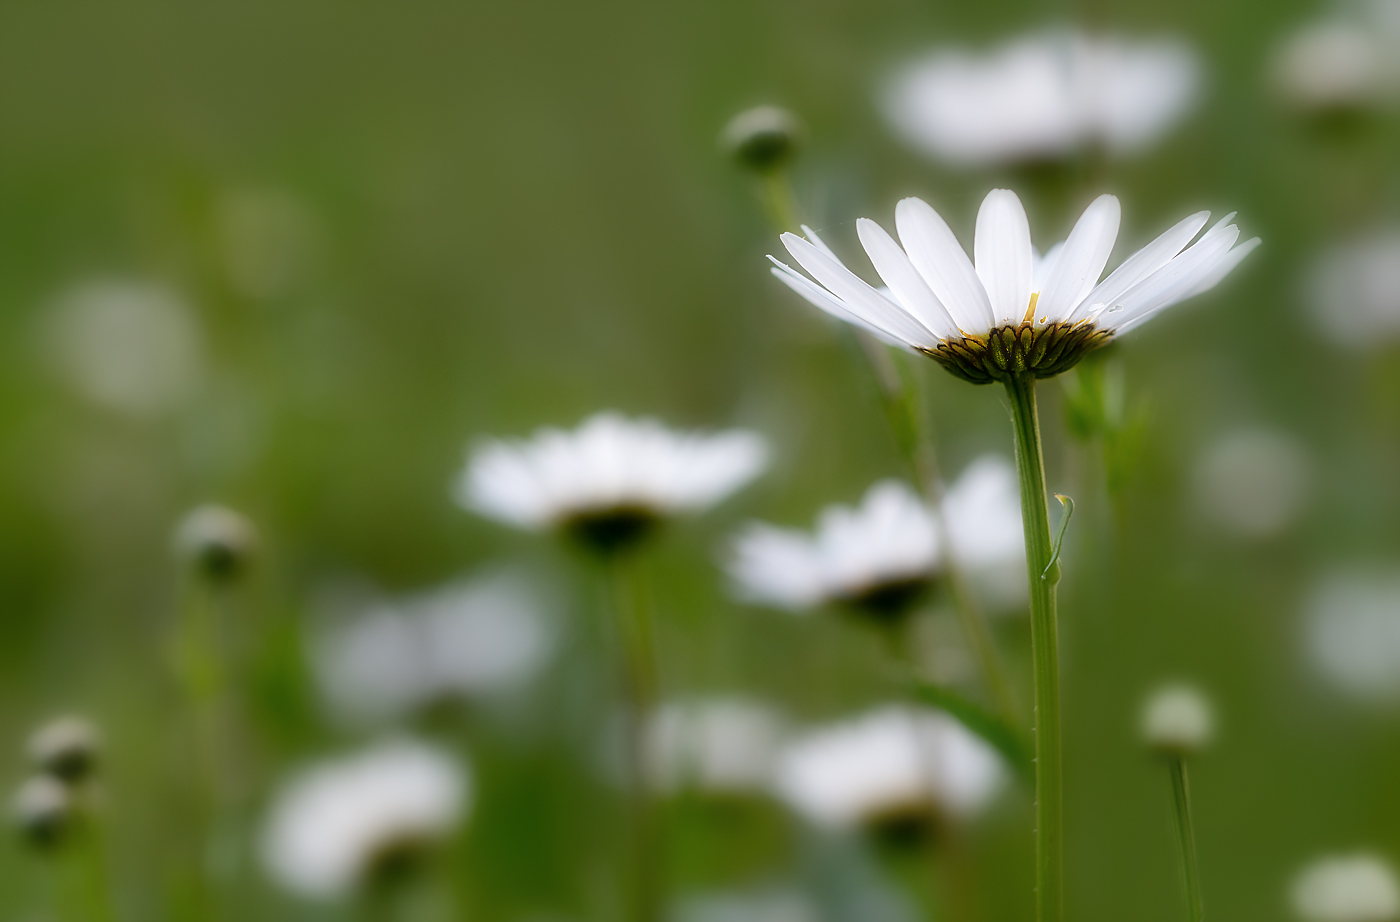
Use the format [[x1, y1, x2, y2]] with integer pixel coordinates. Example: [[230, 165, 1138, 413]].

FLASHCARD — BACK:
[[607, 553, 663, 922], [760, 169, 801, 233], [1167, 757, 1204, 922], [1003, 372, 1063, 922]]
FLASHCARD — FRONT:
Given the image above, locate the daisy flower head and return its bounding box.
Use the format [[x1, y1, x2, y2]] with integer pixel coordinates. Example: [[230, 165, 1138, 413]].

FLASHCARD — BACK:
[[770, 189, 1258, 384], [458, 411, 768, 555], [728, 479, 938, 622], [261, 739, 468, 900], [645, 697, 787, 797], [1292, 854, 1400, 922], [881, 30, 1201, 167], [774, 706, 1004, 842]]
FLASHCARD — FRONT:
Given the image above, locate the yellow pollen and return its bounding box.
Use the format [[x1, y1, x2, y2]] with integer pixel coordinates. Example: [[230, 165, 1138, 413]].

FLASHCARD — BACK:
[[1023, 292, 1040, 323]]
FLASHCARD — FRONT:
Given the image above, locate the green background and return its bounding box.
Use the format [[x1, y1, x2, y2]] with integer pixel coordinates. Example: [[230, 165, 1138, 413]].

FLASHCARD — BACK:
[[0, 0, 1396, 919]]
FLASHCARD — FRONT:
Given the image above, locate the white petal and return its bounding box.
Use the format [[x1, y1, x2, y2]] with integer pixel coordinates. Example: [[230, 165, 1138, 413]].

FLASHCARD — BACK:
[[894, 197, 995, 333], [1072, 210, 1210, 322], [1035, 194, 1120, 323], [1032, 242, 1065, 292], [780, 234, 939, 349], [1183, 236, 1260, 298], [974, 189, 1034, 325], [769, 261, 916, 350], [1099, 222, 1240, 331], [857, 218, 960, 339], [800, 225, 840, 261]]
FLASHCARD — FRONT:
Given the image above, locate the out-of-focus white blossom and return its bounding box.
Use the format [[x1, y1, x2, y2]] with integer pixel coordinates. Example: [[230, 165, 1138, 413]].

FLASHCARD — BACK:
[[313, 572, 556, 725], [1141, 684, 1214, 754], [881, 30, 1200, 166], [673, 887, 818, 922], [1292, 854, 1400, 922], [261, 740, 468, 900], [646, 698, 786, 795], [1272, 0, 1400, 112], [1308, 230, 1400, 349], [1194, 428, 1310, 539], [728, 480, 939, 615], [1305, 570, 1400, 703], [728, 457, 1025, 618], [459, 412, 767, 551], [27, 716, 100, 783], [45, 280, 203, 417], [174, 504, 258, 578], [774, 706, 1004, 829], [942, 455, 1027, 611]]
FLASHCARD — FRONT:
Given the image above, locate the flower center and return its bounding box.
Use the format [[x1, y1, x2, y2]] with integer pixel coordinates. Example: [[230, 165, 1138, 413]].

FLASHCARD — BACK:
[[919, 319, 1112, 385], [560, 505, 661, 555], [838, 575, 934, 624]]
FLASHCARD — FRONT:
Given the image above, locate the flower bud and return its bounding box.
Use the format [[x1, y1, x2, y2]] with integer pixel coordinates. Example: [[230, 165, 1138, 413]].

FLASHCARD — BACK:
[[28, 716, 100, 783], [1141, 684, 1214, 755], [12, 776, 73, 848], [174, 504, 257, 579], [721, 106, 804, 173]]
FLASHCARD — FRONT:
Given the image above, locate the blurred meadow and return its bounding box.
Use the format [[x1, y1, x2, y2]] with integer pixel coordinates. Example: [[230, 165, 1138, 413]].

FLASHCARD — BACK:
[[1, 0, 1400, 921]]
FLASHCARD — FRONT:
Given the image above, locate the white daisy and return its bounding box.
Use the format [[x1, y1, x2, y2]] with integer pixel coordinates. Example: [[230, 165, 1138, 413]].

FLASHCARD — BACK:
[[1193, 427, 1311, 539], [1304, 569, 1400, 703], [773, 706, 1004, 833], [458, 411, 768, 552], [645, 697, 787, 796], [770, 189, 1259, 384], [1308, 230, 1400, 349], [729, 480, 939, 618], [261, 740, 469, 900], [728, 457, 1026, 619], [1292, 854, 1400, 922], [1272, 1, 1400, 112], [312, 571, 556, 726], [881, 31, 1200, 166]]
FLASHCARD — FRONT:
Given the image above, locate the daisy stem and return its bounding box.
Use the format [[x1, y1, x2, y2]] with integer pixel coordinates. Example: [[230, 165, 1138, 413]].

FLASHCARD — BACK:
[[1166, 756, 1204, 922], [761, 168, 801, 233], [606, 552, 663, 922], [1003, 371, 1063, 922]]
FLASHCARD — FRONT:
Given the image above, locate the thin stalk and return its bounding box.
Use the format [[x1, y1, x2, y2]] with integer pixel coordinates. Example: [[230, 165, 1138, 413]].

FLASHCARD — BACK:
[[1167, 756, 1204, 922], [1003, 372, 1063, 922], [606, 552, 663, 922], [760, 169, 801, 233]]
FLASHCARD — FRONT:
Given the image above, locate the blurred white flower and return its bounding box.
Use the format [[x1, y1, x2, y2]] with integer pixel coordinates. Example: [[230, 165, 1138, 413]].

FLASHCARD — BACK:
[[27, 715, 100, 783], [1141, 684, 1214, 754], [217, 188, 321, 300], [261, 739, 468, 900], [313, 572, 556, 725], [1272, 0, 1400, 112], [646, 697, 787, 795], [942, 455, 1027, 611], [174, 504, 258, 578], [1305, 570, 1400, 703], [45, 280, 203, 417], [1193, 428, 1310, 538], [771, 191, 1258, 384], [729, 456, 1025, 618], [1293, 854, 1400, 922], [774, 706, 1004, 831], [459, 412, 767, 552], [881, 30, 1200, 166], [728, 480, 939, 618], [673, 887, 818, 922], [1308, 230, 1400, 349]]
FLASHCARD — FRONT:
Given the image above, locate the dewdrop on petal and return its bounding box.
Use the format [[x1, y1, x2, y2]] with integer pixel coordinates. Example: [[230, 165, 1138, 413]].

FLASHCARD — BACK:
[[28, 716, 100, 784], [174, 504, 257, 580], [1141, 684, 1214, 755], [1293, 855, 1400, 922], [722, 106, 805, 174], [12, 775, 74, 849]]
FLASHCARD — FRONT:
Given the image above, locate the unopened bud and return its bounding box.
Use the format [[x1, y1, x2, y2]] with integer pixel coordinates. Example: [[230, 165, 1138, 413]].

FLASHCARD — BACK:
[[722, 106, 804, 173], [174, 504, 257, 579], [1141, 684, 1214, 755], [28, 716, 100, 783], [12, 776, 73, 848]]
